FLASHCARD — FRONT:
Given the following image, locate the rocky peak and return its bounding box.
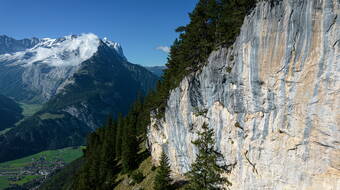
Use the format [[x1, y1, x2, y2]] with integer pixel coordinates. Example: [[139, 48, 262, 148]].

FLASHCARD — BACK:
[[102, 37, 126, 60]]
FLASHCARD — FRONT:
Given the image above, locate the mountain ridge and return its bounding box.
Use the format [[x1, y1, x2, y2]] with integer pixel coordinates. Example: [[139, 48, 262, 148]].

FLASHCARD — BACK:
[[0, 35, 40, 54], [145, 66, 166, 77]]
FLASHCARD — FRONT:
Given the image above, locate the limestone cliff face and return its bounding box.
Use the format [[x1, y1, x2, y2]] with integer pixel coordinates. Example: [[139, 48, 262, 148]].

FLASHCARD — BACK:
[[147, 0, 340, 189]]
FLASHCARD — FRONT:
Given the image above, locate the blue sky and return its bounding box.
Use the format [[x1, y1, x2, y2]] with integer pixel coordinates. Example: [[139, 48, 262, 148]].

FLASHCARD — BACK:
[[0, 0, 198, 66]]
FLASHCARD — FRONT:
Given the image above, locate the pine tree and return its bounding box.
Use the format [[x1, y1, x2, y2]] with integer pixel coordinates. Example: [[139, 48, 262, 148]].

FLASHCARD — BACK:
[[154, 151, 172, 190], [186, 123, 228, 190]]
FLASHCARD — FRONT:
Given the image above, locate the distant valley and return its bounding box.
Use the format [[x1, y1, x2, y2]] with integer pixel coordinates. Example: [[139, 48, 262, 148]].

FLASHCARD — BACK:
[[145, 66, 166, 77]]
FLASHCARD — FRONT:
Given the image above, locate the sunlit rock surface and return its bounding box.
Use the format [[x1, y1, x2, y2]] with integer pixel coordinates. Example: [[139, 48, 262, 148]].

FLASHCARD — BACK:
[[148, 0, 340, 189]]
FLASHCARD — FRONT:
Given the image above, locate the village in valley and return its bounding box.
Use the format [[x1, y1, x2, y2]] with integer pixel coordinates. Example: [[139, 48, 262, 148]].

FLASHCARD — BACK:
[[0, 147, 83, 189]]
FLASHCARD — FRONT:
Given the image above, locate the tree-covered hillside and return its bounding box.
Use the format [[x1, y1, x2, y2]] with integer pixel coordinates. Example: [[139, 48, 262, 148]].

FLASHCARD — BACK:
[[0, 95, 23, 131]]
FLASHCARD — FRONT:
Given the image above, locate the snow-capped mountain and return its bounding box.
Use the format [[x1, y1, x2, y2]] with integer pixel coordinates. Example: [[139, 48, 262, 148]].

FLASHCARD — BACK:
[[0, 34, 128, 103], [0, 34, 159, 162]]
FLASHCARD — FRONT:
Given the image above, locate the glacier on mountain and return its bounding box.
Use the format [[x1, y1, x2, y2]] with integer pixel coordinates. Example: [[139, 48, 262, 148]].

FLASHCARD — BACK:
[[0, 33, 100, 67]]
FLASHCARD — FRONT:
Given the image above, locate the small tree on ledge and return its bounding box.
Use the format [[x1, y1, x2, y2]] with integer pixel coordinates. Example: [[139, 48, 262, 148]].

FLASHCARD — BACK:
[[186, 123, 230, 190], [154, 151, 173, 190]]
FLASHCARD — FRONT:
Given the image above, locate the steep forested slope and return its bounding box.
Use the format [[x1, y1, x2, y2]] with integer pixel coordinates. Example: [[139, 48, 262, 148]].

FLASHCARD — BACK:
[[0, 95, 23, 131]]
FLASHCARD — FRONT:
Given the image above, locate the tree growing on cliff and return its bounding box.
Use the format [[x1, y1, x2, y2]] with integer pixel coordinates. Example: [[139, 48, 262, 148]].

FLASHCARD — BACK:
[[154, 151, 173, 190], [185, 123, 229, 190]]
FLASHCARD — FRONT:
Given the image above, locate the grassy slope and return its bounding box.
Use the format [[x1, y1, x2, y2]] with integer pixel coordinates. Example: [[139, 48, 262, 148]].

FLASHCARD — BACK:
[[0, 177, 9, 190], [114, 157, 157, 190], [14, 103, 43, 126], [19, 103, 43, 118], [114, 141, 186, 190], [0, 128, 11, 135], [11, 175, 40, 186], [0, 147, 84, 190], [114, 156, 187, 190], [0, 102, 42, 134]]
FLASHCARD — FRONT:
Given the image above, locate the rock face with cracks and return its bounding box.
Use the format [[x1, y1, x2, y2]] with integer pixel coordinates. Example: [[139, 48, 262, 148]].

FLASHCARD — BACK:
[[148, 0, 340, 189]]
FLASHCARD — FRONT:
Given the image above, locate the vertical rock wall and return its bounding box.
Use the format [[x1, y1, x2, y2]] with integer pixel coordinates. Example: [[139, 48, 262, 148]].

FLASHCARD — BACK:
[[148, 0, 340, 189]]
